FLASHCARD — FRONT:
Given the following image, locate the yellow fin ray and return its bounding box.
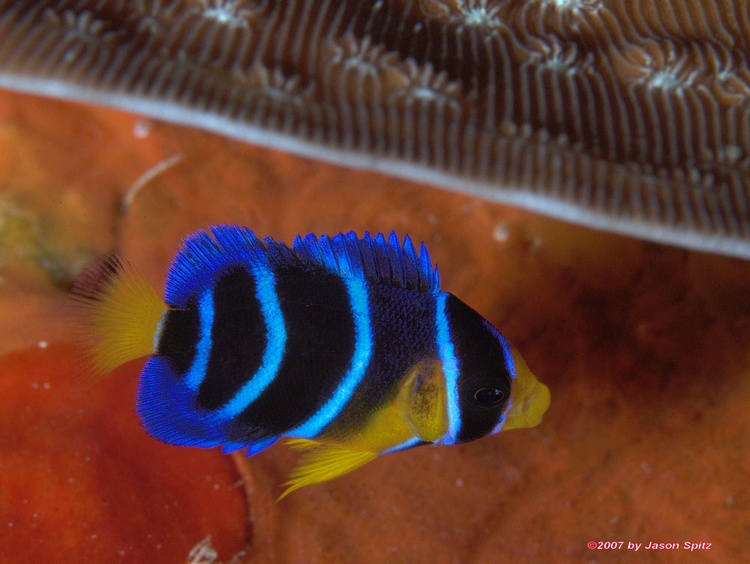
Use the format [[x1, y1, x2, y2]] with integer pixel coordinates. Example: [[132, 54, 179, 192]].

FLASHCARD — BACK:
[[70, 256, 165, 378], [279, 439, 378, 500]]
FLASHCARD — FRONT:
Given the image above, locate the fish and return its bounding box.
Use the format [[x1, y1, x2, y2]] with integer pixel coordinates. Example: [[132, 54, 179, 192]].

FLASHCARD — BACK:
[[70, 225, 550, 498]]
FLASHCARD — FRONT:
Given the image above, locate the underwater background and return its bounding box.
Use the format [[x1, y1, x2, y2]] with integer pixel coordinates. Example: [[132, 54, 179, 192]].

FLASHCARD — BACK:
[[1, 89, 749, 562]]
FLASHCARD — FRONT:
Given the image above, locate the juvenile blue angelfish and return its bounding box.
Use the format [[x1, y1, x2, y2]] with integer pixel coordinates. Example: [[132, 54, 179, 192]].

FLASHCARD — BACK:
[[71, 226, 550, 498]]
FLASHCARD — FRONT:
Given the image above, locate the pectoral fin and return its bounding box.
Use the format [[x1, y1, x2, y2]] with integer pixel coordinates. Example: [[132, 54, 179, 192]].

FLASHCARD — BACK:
[[398, 358, 447, 443], [279, 439, 378, 500]]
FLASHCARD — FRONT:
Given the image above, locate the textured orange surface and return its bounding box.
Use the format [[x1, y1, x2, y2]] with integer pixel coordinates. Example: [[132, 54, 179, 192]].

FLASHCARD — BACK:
[[1, 90, 749, 562], [0, 346, 246, 562]]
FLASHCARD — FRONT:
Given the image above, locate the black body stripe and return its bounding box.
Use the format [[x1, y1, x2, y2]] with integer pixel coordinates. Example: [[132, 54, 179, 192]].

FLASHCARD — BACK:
[[197, 268, 267, 410], [445, 295, 512, 443], [229, 267, 356, 438], [157, 300, 200, 377]]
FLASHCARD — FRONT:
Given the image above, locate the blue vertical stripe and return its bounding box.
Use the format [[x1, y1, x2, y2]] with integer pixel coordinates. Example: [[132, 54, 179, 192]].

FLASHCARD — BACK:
[[486, 322, 515, 436], [380, 436, 422, 454], [490, 412, 508, 435], [153, 315, 166, 352], [214, 266, 287, 420], [487, 321, 516, 380], [184, 288, 215, 391], [436, 292, 461, 445], [288, 275, 373, 438]]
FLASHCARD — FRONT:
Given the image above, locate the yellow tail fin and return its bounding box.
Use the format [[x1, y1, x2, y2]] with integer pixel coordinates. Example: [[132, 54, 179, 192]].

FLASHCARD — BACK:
[[69, 256, 165, 378]]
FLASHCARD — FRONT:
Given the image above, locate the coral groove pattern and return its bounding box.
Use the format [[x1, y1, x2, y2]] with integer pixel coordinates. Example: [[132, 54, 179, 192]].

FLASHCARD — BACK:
[[0, 1, 748, 257]]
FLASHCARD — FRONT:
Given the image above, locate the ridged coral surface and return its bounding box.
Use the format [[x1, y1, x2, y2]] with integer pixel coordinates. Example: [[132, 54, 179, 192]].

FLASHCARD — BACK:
[[0, 1, 749, 257]]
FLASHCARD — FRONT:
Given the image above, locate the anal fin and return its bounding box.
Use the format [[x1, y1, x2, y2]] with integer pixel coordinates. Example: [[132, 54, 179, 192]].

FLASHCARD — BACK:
[[278, 439, 377, 500]]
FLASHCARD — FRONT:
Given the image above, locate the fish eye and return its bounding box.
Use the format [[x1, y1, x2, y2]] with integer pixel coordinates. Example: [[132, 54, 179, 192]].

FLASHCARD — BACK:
[[473, 387, 505, 407]]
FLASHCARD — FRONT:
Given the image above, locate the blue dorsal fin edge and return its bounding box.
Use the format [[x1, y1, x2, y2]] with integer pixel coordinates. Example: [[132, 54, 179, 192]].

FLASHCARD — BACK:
[[165, 226, 441, 305], [292, 230, 440, 293], [165, 225, 296, 305]]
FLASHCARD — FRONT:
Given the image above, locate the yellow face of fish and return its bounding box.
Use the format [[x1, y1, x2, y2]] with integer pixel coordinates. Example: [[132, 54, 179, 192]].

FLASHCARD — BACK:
[[502, 347, 551, 431]]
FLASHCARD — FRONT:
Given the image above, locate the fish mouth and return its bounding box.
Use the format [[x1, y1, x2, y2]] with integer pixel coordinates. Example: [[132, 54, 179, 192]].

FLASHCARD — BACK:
[[502, 347, 550, 431]]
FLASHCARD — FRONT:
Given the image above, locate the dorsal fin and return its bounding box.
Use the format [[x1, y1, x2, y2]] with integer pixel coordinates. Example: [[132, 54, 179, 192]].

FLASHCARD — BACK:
[[164, 225, 297, 305], [292, 231, 440, 293], [166, 227, 441, 305]]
